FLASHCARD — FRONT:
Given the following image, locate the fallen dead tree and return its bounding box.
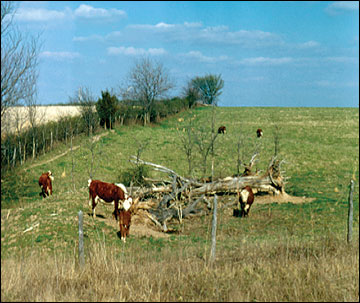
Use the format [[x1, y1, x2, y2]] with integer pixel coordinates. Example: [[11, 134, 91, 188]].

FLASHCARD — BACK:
[[128, 154, 289, 232]]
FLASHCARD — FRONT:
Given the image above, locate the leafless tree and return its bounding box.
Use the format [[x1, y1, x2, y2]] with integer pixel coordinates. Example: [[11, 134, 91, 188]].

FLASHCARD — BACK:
[[1, 1, 42, 119], [194, 126, 219, 178], [121, 57, 174, 126], [69, 87, 98, 136], [178, 117, 196, 176], [182, 79, 201, 108]]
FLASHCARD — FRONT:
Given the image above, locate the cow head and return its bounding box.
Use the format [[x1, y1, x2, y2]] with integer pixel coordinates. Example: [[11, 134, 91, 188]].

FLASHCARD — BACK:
[[123, 196, 133, 211], [48, 170, 54, 181], [119, 210, 131, 243]]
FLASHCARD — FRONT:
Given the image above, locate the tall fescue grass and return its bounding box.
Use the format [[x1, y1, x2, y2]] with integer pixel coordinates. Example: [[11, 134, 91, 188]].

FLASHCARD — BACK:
[[1, 234, 358, 302]]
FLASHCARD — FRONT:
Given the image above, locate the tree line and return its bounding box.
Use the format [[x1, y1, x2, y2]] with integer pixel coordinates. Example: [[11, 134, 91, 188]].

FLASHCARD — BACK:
[[1, 1, 225, 173]]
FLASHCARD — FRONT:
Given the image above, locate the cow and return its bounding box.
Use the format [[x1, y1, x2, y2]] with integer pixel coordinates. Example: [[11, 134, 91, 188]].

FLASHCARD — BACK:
[[118, 209, 131, 243], [88, 179, 132, 220], [39, 171, 54, 198], [218, 125, 226, 134], [256, 128, 263, 138], [236, 186, 254, 217]]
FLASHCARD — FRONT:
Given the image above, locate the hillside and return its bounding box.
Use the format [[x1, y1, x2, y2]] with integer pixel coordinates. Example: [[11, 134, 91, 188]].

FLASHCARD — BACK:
[[1, 106, 359, 301]]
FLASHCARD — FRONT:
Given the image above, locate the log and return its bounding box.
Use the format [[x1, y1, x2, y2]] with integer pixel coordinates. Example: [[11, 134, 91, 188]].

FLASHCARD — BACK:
[[148, 195, 206, 231], [131, 156, 285, 197], [129, 155, 287, 232]]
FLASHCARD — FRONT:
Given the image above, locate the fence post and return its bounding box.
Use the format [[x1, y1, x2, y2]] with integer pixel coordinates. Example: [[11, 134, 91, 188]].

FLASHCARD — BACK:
[[51, 131, 53, 150], [78, 210, 85, 267], [347, 179, 354, 243], [12, 146, 16, 167], [209, 195, 218, 265], [32, 136, 35, 159]]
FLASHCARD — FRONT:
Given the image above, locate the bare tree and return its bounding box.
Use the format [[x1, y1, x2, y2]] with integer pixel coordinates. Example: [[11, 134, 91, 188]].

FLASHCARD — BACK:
[[194, 126, 219, 178], [1, 1, 41, 119], [182, 79, 201, 108], [178, 117, 196, 176], [69, 87, 98, 136], [121, 57, 174, 126]]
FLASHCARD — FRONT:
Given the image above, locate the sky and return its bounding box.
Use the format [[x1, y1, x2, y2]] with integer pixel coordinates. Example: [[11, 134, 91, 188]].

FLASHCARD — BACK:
[[11, 1, 359, 107]]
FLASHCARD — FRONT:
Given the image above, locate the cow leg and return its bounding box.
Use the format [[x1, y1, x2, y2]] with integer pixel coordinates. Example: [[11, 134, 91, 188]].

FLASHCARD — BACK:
[[113, 200, 119, 221], [92, 196, 98, 218], [40, 188, 46, 198], [244, 204, 250, 217]]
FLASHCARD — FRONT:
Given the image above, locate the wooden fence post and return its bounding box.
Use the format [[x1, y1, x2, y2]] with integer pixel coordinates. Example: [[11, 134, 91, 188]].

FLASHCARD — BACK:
[[209, 195, 218, 265], [347, 179, 354, 243], [19, 140, 22, 165], [78, 210, 85, 267], [12, 146, 16, 167], [32, 136, 35, 159], [50, 131, 53, 150]]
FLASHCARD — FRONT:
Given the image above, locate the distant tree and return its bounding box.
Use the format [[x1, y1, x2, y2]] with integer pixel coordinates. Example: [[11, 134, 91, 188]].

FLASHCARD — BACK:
[[1, 1, 41, 119], [190, 74, 224, 179], [190, 74, 224, 106], [182, 80, 201, 108], [96, 90, 118, 129], [121, 57, 174, 126], [69, 87, 98, 136]]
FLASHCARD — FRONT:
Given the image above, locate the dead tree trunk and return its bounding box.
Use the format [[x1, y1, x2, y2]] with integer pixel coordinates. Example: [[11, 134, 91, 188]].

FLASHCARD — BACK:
[[129, 155, 288, 232]]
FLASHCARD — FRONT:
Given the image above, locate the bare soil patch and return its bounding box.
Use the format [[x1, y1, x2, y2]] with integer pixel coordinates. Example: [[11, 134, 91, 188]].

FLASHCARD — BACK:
[[97, 193, 315, 240], [254, 193, 316, 204]]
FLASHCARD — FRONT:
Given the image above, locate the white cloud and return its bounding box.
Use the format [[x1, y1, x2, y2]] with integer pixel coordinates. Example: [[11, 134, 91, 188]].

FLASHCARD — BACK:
[[107, 46, 167, 56], [14, 8, 67, 21], [127, 22, 282, 47], [13, 4, 126, 22], [40, 51, 81, 60], [326, 1, 359, 15], [73, 31, 122, 42], [324, 56, 358, 63], [74, 4, 126, 19], [181, 51, 228, 63], [297, 40, 320, 49], [316, 80, 359, 88], [237, 57, 293, 66]]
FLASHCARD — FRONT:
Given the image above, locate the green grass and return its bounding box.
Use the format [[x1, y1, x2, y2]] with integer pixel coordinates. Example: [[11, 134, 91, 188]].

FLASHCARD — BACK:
[[1, 106, 359, 301]]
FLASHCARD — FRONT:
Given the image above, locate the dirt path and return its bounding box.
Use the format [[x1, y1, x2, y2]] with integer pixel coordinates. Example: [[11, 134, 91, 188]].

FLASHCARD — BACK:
[[26, 132, 108, 170]]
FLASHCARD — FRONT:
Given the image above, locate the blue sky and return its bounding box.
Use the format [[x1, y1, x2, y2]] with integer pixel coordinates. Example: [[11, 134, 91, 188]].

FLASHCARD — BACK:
[[13, 1, 359, 107]]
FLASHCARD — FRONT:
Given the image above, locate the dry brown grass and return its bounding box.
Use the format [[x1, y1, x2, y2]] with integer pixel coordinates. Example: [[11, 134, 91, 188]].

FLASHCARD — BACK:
[[2, 105, 83, 135], [1, 235, 358, 302]]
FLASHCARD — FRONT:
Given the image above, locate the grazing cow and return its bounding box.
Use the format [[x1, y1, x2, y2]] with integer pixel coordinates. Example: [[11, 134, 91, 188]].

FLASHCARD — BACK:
[[118, 209, 131, 243], [218, 125, 226, 134], [88, 179, 132, 220], [39, 171, 54, 198], [256, 128, 263, 138], [237, 186, 254, 217]]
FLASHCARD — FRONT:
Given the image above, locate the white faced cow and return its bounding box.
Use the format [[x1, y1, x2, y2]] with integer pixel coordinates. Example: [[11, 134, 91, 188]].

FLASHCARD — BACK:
[[88, 179, 132, 220]]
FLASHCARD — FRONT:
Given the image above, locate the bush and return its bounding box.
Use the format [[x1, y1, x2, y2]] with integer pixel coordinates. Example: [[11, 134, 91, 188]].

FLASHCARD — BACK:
[[118, 165, 150, 187], [96, 91, 118, 129]]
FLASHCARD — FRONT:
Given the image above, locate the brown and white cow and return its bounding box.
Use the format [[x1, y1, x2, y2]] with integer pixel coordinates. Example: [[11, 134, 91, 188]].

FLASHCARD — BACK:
[[218, 125, 226, 134], [256, 128, 263, 138], [118, 209, 131, 243], [39, 171, 54, 198], [88, 179, 132, 220], [237, 186, 254, 217]]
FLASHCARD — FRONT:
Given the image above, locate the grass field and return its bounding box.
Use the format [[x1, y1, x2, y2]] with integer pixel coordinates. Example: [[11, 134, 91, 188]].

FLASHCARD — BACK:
[[2, 105, 83, 135], [1, 106, 359, 301]]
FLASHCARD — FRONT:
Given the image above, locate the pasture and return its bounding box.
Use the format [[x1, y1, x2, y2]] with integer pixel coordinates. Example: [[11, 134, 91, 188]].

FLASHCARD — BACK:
[[1, 106, 359, 301]]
